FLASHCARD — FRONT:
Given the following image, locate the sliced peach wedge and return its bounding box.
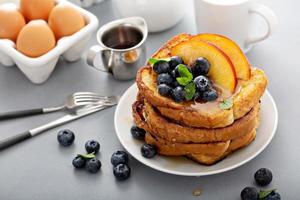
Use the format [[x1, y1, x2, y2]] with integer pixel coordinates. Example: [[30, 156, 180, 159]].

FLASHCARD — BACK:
[[192, 34, 251, 80], [171, 40, 237, 94]]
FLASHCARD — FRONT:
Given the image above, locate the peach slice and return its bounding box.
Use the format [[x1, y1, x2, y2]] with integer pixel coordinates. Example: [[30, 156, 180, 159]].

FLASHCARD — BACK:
[[171, 40, 237, 93], [192, 34, 250, 80]]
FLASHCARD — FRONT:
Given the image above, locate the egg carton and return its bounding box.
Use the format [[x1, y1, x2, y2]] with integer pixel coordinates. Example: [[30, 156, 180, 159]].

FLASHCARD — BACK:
[[0, 0, 99, 84]]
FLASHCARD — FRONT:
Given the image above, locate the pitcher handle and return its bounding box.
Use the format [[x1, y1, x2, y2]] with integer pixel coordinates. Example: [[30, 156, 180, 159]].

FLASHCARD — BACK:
[[86, 45, 110, 73]]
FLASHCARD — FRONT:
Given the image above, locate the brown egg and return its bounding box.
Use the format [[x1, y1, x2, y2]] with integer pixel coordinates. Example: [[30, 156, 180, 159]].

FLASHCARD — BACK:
[[16, 20, 56, 58], [20, 0, 55, 21], [0, 4, 26, 41], [48, 4, 85, 39]]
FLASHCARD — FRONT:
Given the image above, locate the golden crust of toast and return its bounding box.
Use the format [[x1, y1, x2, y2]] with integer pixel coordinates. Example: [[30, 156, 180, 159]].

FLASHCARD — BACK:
[[136, 33, 267, 128], [132, 99, 259, 143]]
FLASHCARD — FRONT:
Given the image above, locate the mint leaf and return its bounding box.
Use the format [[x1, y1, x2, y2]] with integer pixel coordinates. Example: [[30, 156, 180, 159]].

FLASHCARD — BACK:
[[78, 153, 95, 159], [259, 189, 276, 199], [184, 82, 196, 100], [148, 57, 171, 65], [219, 98, 233, 110], [176, 64, 193, 86]]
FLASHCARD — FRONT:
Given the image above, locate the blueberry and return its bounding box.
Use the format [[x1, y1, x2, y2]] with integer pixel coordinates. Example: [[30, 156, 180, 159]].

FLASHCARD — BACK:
[[141, 144, 157, 158], [153, 61, 170, 74], [194, 91, 202, 100], [157, 73, 173, 85], [264, 191, 281, 200], [254, 168, 273, 186], [158, 84, 172, 97], [172, 86, 185, 103], [57, 129, 75, 146], [194, 76, 210, 92], [202, 88, 218, 101], [241, 187, 259, 200], [168, 56, 183, 70], [111, 150, 129, 166], [192, 57, 210, 76], [85, 140, 100, 154], [72, 155, 86, 169], [130, 126, 146, 140], [113, 164, 131, 181], [86, 158, 101, 173]]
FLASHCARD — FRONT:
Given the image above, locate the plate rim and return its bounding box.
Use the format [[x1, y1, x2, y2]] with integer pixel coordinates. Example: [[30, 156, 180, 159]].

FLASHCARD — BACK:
[[114, 84, 278, 176]]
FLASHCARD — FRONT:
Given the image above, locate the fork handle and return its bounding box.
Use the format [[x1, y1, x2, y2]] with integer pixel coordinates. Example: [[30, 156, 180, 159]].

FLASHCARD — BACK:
[[0, 109, 44, 120]]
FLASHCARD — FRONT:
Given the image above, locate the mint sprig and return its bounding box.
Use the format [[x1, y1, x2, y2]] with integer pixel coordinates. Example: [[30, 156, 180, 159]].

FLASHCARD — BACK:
[[219, 98, 233, 110], [184, 82, 196, 101], [148, 57, 171, 65], [259, 189, 276, 199], [176, 64, 193, 86], [78, 153, 95, 159]]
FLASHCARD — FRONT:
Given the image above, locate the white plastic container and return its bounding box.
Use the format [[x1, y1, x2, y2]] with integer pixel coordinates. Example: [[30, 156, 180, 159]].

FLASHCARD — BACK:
[[0, 0, 99, 84]]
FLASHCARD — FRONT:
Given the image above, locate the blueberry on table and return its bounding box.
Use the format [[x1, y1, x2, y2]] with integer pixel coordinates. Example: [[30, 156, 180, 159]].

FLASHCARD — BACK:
[[86, 158, 101, 173], [141, 144, 157, 158], [113, 164, 131, 181], [57, 129, 75, 146], [153, 61, 170, 74], [85, 140, 100, 154], [158, 84, 172, 97], [172, 86, 185, 103], [241, 187, 259, 200], [157, 73, 173, 85], [202, 88, 218, 101], [168, 56, 183, 70], [72, 155, 86, 169], [111, 150, 129, 166], [254, 168, 273, 186], [264, 191, 281, 200], [194, 75, 210, 92], [131, 126, 146, 140], [192, 57, 210, 77]]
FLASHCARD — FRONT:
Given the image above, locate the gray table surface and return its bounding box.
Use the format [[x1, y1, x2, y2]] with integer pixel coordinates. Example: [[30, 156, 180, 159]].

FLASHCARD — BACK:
[[0, 0, 298, 199]]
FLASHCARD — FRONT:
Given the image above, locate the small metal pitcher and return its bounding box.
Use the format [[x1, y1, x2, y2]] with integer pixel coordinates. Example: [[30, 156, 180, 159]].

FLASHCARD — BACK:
[[86, 17, 148, 80]]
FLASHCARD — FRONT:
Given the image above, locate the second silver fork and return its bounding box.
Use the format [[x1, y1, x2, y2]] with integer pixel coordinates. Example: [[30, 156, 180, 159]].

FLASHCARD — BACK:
[[0, 92, 118, 120]]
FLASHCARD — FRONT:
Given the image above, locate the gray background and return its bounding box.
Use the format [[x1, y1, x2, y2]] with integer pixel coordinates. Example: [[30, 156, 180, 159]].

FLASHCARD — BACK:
[[0, 0, 298, 199]]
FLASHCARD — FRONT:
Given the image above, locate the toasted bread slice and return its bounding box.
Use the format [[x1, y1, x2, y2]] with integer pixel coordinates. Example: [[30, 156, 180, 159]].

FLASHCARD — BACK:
[[136, 33, 267, 128], [187, 130, 257, 165], [132, 99, 259, 143]]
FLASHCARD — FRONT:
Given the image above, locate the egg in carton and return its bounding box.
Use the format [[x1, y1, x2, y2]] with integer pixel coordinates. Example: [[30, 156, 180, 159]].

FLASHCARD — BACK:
[[70, 0, 105, 8]]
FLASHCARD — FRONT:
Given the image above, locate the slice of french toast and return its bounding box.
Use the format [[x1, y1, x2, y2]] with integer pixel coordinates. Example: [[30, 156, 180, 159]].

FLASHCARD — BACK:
[[132, 98, 259, 143]]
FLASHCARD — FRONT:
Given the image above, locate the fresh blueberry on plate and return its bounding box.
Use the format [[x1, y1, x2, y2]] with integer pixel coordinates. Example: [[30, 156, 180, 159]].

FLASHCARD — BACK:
[[86, 158, 101, 173], [57, 129, 75, 146], [111, 150, 129, 166], [72, 155, 86, 169], [241, 187, 259, 200], [158, 84, 172, 97], [141, 144, 157, 158], [192, 57, 210, 77], [113, 163, 131, 180], [157, 73, 173, 85], [254, 168, 273, 186], [264, 191, 281, 200], [168, 56, 183, 70], [85, 140, 100, 154], [130, 126, 146, 140], [153, 61, 170, 74], [172, 86, 185, 103]]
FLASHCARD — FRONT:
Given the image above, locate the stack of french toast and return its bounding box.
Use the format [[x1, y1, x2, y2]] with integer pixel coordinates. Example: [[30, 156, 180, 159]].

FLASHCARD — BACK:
[[132, 33, 267, 165]]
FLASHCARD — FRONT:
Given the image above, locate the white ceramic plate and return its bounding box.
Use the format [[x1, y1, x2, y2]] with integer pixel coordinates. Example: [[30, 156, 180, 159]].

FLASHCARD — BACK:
[[114, 84, 278, 176]]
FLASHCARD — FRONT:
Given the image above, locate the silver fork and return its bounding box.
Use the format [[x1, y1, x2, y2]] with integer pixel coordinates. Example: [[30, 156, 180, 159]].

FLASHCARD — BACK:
[[0, 92, 118, 120]]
